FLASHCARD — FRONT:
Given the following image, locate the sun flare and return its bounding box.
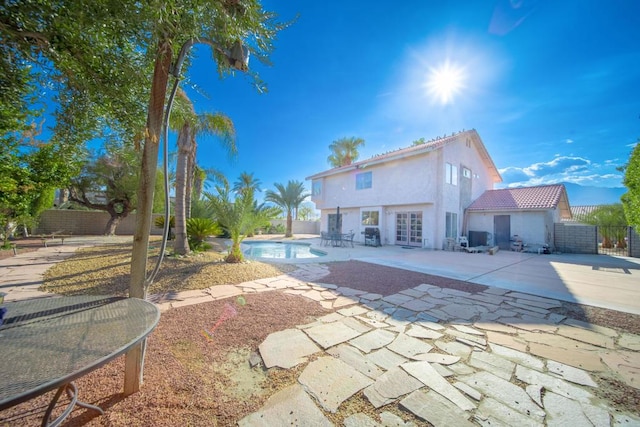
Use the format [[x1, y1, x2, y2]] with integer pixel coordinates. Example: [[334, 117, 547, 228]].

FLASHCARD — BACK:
[[425, 61, 466, 104]]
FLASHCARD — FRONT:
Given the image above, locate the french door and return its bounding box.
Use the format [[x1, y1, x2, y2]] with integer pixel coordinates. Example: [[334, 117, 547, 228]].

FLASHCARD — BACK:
[[396, 212, 423, 246]]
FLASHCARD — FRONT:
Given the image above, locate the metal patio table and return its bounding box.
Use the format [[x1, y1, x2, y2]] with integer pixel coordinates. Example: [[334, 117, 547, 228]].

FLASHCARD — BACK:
[[0, 295, 160, 426]]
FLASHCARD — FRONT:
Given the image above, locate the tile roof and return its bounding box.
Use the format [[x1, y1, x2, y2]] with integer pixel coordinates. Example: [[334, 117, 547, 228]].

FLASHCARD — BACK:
[[467, 184, 568, 211], [306, 129, 502, 183], [566, 205, 600, 222]]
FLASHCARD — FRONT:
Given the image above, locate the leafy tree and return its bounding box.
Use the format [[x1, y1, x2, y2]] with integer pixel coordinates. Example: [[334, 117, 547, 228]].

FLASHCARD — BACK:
[[68, 144, 142, 235], [412, 137, 427, 146], [265, 180, 310, 237], [327, 137, 365, 167], [3, 0, 285, 392], [1, 133, 81, 244], [621, 140, 640, 228], [582, 203, 628, 248], [170, 89, 236, 255], [297, 204, 316, 221]]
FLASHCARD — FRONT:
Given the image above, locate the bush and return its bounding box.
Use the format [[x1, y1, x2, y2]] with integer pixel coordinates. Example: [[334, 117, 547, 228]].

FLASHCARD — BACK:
[[187, 218, 221, 251]]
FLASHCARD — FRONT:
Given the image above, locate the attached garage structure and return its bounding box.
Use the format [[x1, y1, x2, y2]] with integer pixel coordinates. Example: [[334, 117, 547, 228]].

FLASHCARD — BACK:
[[465, 184, 572, 251]]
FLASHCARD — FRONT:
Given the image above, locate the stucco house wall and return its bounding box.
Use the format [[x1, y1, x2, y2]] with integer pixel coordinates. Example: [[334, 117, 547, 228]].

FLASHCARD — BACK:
[[307, 130, 501, 249], [466, 210, 557, 248]]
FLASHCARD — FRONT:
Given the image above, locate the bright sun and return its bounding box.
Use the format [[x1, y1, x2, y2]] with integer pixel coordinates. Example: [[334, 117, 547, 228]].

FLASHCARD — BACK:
[[425, 61, 466, 104]]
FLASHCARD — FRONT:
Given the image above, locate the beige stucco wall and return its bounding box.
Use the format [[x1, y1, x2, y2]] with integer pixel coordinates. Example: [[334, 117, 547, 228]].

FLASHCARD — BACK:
[[466, 210, 557, 248], [312, 134, 497, 248]]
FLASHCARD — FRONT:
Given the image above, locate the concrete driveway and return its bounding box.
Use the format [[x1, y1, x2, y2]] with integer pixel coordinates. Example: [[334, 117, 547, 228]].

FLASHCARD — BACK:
[[280, 239, 640, 315]]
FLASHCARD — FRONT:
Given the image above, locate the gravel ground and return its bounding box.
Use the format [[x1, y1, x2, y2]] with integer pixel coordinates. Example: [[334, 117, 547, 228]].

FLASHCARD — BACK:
[[1, 241, 639, 425]]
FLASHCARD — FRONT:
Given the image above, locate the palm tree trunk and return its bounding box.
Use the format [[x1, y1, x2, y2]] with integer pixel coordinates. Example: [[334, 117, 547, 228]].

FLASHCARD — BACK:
[[286, 211, 293, 237], [173, 122, 192, 255], [185, 139, 196, 219]]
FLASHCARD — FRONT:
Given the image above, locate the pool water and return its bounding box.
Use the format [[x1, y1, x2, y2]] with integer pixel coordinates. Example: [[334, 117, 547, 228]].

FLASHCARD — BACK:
[[243, 241, 325, 259]]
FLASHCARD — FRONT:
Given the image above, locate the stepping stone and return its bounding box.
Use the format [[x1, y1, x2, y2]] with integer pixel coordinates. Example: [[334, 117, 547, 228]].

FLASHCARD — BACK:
[[350, 329, 396, 353], [304, 321, 363, 349], [363, 366, 424, 408], [547, 360, 598, 387], [400, 389, 475, 427], [387, 334, 433, 359], [469, 351, 515, 381], [298, 356, 373, 413], [238, 384, 332, 427], [435, 340, 472, 357], [338, 305, 370, 317], [543, 392, 592, 426], [527, 342, 605, 371], [476, 397, 544, 427], [259, 329, 320, 369], [562, 318, 618, 337], [406, 324, 443, 340], [452, 324, 485, 336], [367, 347, 409, 370], [459, 371, 545, 419], [454, 381, 482, 401], [412, 353, 460, 365], [327, 344, 384, 379], [489, 343, 544, 370], [515, 365, 594, 403], [600, 350, 640, 390], [401, 299, 435, 312], [440, 304, 483, 320], [556, 324, 615, 349], [619, 333, 640, 351], [473, 322, 519, 334], [402, 361, 475, 411]]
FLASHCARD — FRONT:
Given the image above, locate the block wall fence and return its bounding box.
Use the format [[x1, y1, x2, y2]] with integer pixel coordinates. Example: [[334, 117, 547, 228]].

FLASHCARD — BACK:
[[35, 209, 320, 236]]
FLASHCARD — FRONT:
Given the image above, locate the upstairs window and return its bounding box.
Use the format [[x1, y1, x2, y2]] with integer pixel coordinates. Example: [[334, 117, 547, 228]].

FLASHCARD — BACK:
[[356, 171, 372, 190], [445, 162, 458, 185], [312, 180, 322, 196], [462, 167, 471, 179]]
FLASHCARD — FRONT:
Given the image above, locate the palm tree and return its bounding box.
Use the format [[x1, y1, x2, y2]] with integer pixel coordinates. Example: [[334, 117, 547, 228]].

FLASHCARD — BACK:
[[233, 172, 262, 199], [327, 137, 365, 167], [170, 90, 236, 255], [204, 178, 273, 263], [265, 180, 310, 238]]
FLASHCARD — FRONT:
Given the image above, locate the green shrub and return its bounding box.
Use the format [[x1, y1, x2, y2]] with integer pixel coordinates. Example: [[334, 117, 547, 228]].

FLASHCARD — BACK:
[[187, 217, 221, 251]]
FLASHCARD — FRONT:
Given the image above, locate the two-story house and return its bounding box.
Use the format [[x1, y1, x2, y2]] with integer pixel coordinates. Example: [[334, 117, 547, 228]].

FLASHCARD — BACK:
[[306, 129, 502, 249]]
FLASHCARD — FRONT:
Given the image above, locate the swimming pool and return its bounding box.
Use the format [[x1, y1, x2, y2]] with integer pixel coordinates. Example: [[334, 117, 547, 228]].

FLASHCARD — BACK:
[[242, 241, 326, 259]]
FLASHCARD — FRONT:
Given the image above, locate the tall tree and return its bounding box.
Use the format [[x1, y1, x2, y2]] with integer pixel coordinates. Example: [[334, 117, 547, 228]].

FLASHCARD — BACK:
[[68, 144, 155, 235], [327, 137, 365, 167], [170, 90, 236, 255], [2, 0, 284, 393], [621, 140, 640, 229], [265, 180, 310, 237], [233, 172, 262, 199]]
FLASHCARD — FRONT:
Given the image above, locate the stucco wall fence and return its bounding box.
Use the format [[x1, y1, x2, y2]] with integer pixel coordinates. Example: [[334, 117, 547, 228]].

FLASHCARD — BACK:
[[35, 209, 320, 237]]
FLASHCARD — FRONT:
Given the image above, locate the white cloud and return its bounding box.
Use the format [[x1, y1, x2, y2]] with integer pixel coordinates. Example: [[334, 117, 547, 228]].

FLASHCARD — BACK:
[[500, 155, 623, 188]]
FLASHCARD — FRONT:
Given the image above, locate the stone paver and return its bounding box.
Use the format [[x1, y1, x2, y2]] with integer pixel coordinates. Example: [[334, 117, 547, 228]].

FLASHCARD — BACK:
[[4, 242, 640, 426], [298, 356, 373, 413], [237, 384, 332, 426], [259, 328, 320, 369]]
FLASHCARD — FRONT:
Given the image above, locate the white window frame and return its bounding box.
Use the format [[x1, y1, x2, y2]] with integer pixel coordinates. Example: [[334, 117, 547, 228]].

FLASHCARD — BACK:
[[312, 180, 322, 196], [356, 171, 372, 190], [445, 163, 458, 185], [361, 210, 379, 226], [445, 212, 458, 239]]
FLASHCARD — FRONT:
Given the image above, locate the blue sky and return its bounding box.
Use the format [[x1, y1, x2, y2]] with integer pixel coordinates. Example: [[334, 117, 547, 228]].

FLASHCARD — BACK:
[[183, 1, 639, 201]]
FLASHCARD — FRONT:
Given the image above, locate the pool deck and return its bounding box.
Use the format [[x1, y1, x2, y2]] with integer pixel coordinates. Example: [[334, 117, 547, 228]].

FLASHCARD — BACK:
[[248, 235, 640, 316]]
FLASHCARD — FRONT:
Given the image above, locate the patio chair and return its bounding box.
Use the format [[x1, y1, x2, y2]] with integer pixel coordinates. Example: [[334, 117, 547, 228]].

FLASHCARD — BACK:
[[343, 231, 354, 248], [320, 232, 330, 246]]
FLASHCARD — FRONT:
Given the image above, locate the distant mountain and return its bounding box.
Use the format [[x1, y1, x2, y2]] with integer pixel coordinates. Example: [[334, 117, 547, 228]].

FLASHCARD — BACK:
[[562, 182, 626, 206]]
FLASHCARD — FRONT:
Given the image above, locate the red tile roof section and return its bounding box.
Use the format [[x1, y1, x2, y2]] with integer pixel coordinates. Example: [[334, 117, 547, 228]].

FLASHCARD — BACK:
[[467, 184, 567, 210]]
